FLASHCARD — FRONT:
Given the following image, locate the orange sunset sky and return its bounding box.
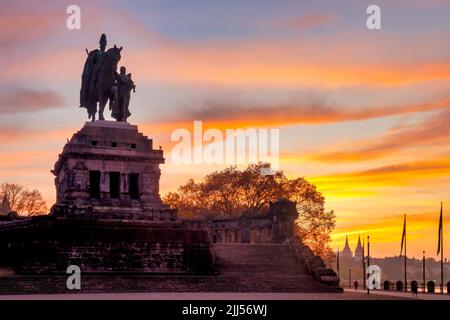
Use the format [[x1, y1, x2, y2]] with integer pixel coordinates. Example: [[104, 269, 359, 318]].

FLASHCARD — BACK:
[[0, 0, 449, 259]]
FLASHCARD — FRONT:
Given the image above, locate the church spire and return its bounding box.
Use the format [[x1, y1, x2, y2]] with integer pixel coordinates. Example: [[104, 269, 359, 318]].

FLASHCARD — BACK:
[[354, 232, 364, 260], [342, 234, 353, 257]]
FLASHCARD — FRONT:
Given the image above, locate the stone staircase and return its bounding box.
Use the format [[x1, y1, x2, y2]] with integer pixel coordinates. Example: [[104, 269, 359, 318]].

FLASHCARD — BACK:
[[214, 243, 305, 275], [211, 243, 337, 292], [0, 243, 339, 294]]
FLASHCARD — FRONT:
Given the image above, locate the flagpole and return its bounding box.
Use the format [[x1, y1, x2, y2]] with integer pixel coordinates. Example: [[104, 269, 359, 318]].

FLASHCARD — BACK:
[[367, 235, 370, 295], [337, 247, 340, 279], [437, 202, 444, 294], [362, 237, 366, 290], [440, 202, 444, 295], [404, 214, 407, 293]]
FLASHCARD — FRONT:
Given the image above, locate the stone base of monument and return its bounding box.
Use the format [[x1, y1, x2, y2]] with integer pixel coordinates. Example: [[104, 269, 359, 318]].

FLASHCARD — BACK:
[[0, 121, 341, 293], [0, 231, 340, 293], [0, 121, 216, 275], [0, 216, 215, 274]]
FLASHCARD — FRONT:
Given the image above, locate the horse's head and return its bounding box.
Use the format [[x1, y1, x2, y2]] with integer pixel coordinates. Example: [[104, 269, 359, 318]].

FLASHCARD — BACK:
[[106, 45, 122, 67]]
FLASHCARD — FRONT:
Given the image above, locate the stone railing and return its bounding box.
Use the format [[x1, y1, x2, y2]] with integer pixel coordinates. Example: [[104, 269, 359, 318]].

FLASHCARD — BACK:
[[286, 237, 315, 274], [286, 237, 341, 289]]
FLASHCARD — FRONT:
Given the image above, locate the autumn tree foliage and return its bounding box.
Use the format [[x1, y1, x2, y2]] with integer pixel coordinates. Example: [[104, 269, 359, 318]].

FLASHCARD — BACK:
[[163, 163, 335, 259], [0, 183, 48, 216]]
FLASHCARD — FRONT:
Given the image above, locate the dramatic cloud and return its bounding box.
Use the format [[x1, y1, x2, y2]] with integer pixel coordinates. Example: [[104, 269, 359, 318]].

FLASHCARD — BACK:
[[0, 88, 64, 114], [0, 3, 62, 49], [0, 125, 76, 144], [4, 20, 450, 88], [156, 95, 450, 127], [310, 109, 450, 162], [124, 51, 450, 88], [310, 158, 450, 195], [0, 127, 29, 143], [0, 0, 449, 258]]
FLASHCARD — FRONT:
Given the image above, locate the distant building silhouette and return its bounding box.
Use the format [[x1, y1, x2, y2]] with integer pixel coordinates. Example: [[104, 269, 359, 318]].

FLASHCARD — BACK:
[[341, 235, 353, 258], [333, 236, 450, 287], [354, 235, 363, 262]]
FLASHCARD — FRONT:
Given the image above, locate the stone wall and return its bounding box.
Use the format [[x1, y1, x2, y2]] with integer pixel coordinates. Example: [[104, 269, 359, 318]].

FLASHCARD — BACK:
[[0, 216, 214, 274], [185, 199, 298, 244]]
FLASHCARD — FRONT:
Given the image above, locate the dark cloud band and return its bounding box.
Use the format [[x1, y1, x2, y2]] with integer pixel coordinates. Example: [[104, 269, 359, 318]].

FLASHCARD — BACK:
[[0, 88, 64, 114]]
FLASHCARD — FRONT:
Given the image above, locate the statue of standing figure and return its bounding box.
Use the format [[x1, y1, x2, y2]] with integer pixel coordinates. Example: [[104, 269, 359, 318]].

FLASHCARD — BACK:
[[79, 34, 135, 122], [111, 66, 136, 121]]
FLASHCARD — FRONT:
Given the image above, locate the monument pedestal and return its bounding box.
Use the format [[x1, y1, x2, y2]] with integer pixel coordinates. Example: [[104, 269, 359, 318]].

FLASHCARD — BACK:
[[0, 121, 215, 274], [52, 120, 174, 220], [0, 216, 214, 274]]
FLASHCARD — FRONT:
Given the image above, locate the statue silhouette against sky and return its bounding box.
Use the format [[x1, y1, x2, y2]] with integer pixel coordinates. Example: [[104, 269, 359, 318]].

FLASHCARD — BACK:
[[79, 34, 135, 122]]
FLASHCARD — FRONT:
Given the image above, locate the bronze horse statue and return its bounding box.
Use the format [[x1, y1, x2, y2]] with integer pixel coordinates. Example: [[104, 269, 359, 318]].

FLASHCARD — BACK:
[[80, 44, 122, 121]]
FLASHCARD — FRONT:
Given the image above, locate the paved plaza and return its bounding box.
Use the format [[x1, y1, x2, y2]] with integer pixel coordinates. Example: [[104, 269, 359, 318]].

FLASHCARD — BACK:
[[0, 291, 420, 300]]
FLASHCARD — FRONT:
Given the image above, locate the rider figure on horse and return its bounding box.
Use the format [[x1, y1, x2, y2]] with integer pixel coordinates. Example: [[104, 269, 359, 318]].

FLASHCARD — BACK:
[[79, 34, 134, 122]]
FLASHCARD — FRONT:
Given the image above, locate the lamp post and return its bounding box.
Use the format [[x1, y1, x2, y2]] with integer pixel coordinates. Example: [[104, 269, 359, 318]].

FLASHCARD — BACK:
[[337, 248, 340, 279], [349, 267, 352, 289]]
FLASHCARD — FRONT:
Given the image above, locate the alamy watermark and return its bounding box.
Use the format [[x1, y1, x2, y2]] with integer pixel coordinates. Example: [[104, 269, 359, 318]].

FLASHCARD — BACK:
[[366, 5, 381, 30], [66, 4, 382, 31], [170, 121, 280, 175], [66, 265, 81, 290], [367, 265, 381, 289], [66, 5, 81, 30]]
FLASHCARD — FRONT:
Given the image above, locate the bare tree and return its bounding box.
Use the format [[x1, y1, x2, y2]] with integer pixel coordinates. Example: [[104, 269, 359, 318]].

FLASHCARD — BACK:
[[0, 183, 48, 216]]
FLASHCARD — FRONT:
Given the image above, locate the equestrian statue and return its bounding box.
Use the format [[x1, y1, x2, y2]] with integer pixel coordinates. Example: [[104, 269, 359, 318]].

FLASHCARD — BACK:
[[79, 34, 136, 122]]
